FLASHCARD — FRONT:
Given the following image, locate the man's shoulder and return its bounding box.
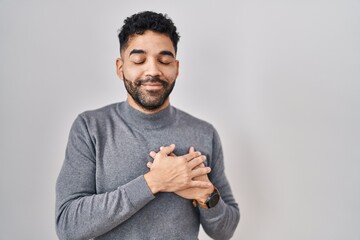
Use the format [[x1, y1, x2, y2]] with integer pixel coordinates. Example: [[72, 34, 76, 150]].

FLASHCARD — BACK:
[[173, 106, 215, 132], [78, 102, 122, 121]]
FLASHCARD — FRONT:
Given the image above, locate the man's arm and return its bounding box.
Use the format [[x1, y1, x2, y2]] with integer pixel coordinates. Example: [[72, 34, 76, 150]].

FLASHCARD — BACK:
[[56, 115, 155, 240], [56, 116, 211, 240], [147, 130, 240, 240], [198, 129, 240, 240]]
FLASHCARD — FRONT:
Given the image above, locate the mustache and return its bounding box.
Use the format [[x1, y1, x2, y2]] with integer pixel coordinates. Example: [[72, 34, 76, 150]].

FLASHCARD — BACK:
[[134, 77, 168, 87]]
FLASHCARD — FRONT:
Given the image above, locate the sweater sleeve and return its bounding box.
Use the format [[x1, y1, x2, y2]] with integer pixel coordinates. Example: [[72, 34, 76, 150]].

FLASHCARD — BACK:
[[198, 128, 240, 240], [55, 115, 155, 240]]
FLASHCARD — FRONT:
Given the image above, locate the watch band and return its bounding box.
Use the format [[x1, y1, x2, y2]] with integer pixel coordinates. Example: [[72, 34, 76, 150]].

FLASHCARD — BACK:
[[192, 187, 220, 209]]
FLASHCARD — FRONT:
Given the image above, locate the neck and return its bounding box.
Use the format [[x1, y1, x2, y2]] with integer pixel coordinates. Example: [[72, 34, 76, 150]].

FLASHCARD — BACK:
[[127, 95, 170, 114]]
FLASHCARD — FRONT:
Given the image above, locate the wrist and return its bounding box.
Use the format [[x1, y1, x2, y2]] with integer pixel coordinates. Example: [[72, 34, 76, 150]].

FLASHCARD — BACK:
[[144, 172, 162, 195], [193, 186, 220, 209], [196, 185, 215, 203]]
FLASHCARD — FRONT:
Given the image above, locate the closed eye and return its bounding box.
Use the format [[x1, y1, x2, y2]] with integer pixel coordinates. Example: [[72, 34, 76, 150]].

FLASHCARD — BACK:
[[158, 56, 174, 65], [133, 60, 145, 64], [159, 61, 171, 65]]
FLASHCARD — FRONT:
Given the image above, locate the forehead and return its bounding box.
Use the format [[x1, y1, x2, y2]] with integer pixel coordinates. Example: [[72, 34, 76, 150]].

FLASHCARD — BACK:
[[123, 30, 175, 56]]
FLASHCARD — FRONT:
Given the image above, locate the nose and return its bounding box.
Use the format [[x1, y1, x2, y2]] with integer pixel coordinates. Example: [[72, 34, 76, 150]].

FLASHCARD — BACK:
[[144, 59, 161, 77]]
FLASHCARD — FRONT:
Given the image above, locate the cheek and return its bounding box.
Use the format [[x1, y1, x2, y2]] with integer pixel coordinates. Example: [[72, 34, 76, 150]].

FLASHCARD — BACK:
[[163, 68, 178, 81], [122, 66, 142, 80]]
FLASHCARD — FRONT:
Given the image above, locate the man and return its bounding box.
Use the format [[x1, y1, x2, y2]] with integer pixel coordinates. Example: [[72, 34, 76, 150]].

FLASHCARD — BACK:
[[56, 11, 240, 240]]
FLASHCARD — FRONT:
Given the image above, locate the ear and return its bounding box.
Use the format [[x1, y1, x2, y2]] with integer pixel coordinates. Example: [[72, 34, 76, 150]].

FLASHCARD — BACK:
[[175, 59, 180, 79], [116, 58, 124, 80]]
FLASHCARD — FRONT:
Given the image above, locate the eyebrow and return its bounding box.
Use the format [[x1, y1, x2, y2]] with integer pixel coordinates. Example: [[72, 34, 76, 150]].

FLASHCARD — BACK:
[[129, 49, 145, 56], [159, 50, 175, 58], [128, 49, 175, 58]]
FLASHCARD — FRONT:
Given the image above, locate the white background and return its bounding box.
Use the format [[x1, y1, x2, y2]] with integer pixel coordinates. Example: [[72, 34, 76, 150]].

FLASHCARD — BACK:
[[1, 0, 359, 239]]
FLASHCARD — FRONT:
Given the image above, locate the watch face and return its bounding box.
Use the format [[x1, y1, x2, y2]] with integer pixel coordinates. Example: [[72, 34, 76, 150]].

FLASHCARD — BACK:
[[207, 191, 220, 208]]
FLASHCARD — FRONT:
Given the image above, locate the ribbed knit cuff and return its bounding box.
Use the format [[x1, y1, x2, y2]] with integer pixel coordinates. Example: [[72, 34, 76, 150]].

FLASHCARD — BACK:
[[198, 197, 226, 219], [123, 175, 155, 211]]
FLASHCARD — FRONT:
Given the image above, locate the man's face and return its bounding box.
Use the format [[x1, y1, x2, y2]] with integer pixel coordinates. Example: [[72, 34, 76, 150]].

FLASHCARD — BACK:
[[116, 30, 179, 112]]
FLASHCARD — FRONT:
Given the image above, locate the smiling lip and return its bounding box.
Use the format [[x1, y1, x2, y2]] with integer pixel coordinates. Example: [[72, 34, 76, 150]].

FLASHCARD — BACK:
[[142, 82, 163, 90]]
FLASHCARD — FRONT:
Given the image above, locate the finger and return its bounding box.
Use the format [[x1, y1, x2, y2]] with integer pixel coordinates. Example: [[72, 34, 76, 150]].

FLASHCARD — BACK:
[[191, 166, 211, 178], [189, 180, 213, 188], [147, 162, 153, 168], [183, 151, 201, 162], [150, 149, 172, 157], [188, 155, 206, 169], [193, 163, 205, 169], [159, 144, 176, 156], [149, 151, 156, 158], [188, 146, 195, 153]]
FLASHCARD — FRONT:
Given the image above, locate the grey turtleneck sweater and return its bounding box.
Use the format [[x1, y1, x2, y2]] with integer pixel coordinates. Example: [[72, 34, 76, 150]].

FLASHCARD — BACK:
[[56, 101, 240, 240]]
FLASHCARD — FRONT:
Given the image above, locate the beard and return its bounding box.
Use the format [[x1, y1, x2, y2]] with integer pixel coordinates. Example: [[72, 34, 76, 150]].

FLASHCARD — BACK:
[[122, 74, 176, 111]]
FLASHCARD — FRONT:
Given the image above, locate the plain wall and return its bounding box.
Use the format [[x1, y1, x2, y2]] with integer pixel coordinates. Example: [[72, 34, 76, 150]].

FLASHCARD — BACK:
[[1, 0, 359, 239]]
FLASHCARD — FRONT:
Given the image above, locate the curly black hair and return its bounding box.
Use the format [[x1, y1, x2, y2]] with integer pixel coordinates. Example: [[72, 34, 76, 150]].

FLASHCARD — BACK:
[[118, 11, 180, 54]]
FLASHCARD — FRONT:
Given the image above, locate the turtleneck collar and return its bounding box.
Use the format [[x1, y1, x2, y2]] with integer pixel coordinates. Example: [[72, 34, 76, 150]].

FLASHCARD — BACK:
[[118, 101, 177, 130]]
